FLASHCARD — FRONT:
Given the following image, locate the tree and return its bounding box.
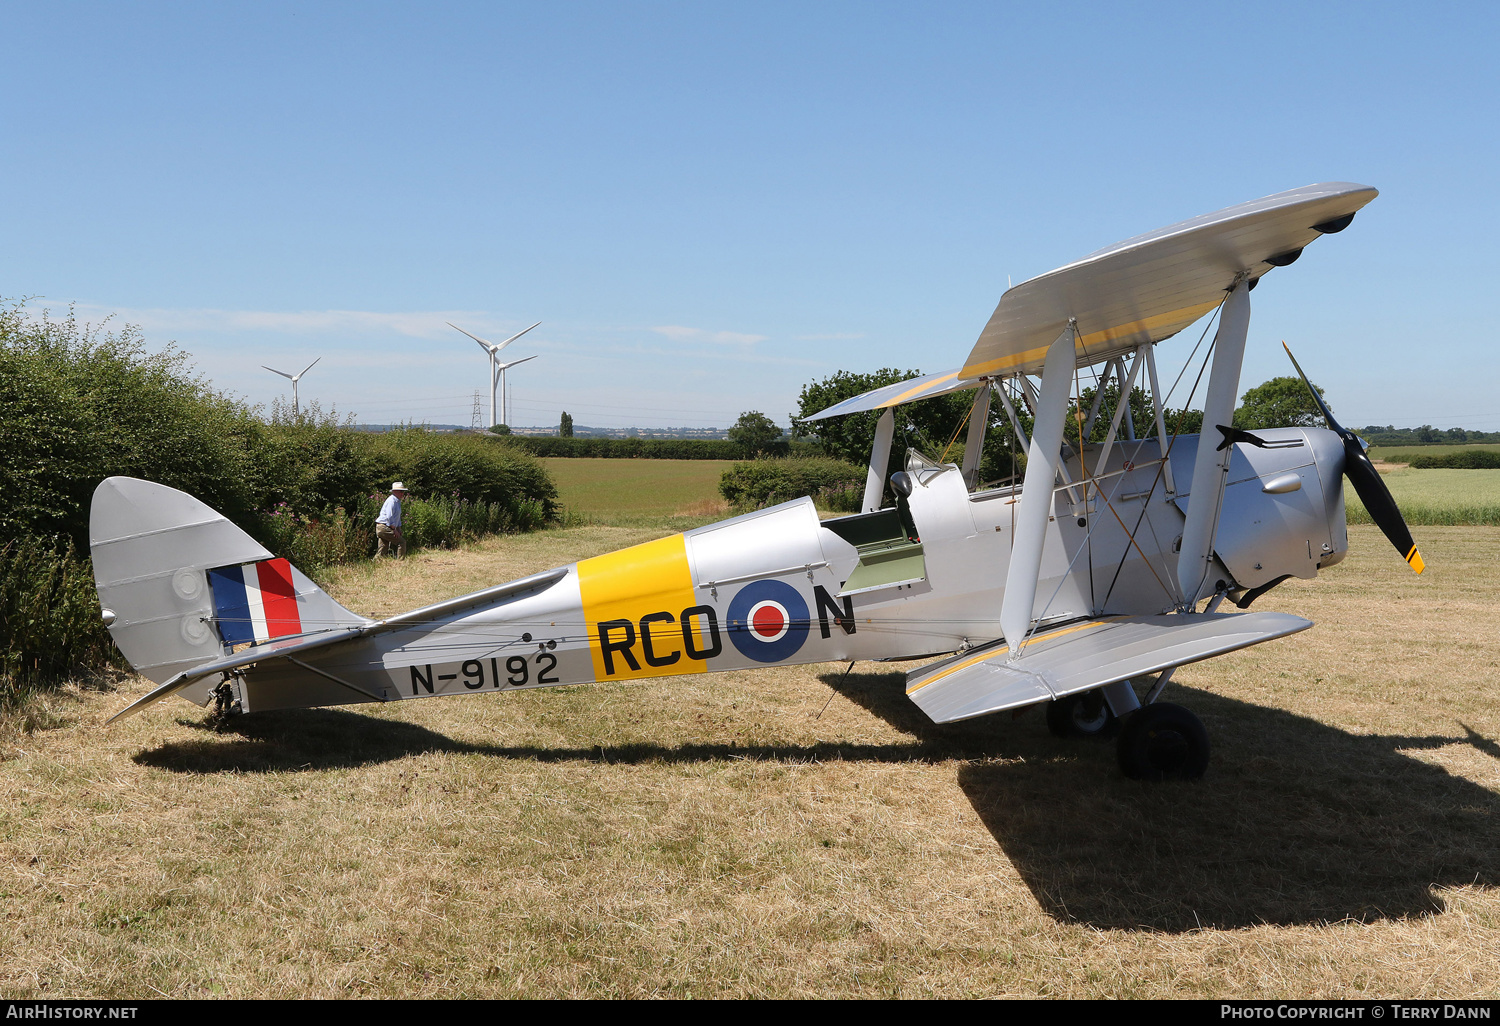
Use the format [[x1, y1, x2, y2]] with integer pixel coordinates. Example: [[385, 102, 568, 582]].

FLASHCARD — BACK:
[[490, 423, 512, 435], [728, 411, 785, 457], [559, 411, 573, 438], [794, 369, 957, 464], [1232, 376, 1328, 430], [1165, 407, 1204, 435], [792, 368, 1019, 488], [1067, 383, 1156, 444]]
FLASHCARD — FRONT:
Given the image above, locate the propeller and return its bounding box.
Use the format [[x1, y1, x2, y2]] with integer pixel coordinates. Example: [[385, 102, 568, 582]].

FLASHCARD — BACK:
[[1283, 341, 1424, 574]]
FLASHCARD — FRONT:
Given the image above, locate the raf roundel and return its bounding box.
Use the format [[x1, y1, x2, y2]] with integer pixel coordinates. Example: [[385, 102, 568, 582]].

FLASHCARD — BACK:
[[726, 579, 810, 663]]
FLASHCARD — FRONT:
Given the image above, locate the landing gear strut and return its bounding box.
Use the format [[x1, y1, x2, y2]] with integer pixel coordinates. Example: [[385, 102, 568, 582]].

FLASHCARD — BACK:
[[1045, 690, 1119, 739], [209, 676, 243, 732]]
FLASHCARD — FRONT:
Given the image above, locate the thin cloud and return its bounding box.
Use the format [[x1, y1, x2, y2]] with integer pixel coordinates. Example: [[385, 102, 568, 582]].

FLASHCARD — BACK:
[[651, 324, 768, 345], [601, 343, 822, 368], [52, 304, 508, 340]]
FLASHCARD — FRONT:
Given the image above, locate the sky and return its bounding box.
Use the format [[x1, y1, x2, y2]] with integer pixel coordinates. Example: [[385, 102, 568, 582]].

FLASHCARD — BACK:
[[3, 2, 1497, 431]]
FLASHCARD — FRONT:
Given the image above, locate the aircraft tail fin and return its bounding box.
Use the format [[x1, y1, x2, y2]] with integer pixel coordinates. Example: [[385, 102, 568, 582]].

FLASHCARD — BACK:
[[89, 478, 371, 697]]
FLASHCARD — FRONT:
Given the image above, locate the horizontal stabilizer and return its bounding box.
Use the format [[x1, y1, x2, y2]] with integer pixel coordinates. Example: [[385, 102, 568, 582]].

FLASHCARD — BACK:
[[104, 626, 367, 724], [104, 565, 571, 724], [905, 612, 1311, 724]]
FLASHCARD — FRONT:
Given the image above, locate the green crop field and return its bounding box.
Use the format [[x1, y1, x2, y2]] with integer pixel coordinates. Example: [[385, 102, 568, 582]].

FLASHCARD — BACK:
[[543, 457, 732, 525], [1348, 467, 1500, 526], [1369, 442, 1500, 465], [542, 455, 1500, 528]]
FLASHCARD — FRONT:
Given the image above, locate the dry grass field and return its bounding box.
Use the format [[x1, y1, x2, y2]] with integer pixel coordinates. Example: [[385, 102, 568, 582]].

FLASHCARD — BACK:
[[3, 524, 1500, 998]]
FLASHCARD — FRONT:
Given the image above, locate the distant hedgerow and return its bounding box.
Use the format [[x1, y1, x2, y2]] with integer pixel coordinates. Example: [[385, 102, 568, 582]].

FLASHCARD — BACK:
[[1407, 450, 1500, 469], [510, 436, 825, 460], [719, 456, 866, 512]]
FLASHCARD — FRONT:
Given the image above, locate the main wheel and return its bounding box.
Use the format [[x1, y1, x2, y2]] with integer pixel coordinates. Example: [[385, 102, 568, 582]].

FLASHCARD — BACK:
[[1116, 702, 1209, 780], [1046, 690, 1119, 739]]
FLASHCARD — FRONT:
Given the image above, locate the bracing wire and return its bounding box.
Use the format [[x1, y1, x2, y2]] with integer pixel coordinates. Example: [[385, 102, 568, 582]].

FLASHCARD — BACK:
[[1098, 299, 1226, 610]]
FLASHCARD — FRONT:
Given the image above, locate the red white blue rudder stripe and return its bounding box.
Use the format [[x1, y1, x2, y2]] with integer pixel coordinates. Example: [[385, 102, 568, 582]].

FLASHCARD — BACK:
[[208, 558, 303, 646]]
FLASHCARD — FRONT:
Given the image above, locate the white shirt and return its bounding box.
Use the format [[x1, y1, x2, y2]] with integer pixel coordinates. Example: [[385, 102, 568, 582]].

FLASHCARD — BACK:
[[376, 494, 402, 528]]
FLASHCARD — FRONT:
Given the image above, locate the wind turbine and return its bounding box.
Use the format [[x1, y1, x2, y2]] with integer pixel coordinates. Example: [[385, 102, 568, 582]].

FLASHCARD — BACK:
[[447, 321, 540, 429], [262, 357, 321, 417], [495, 353, 538, 427]]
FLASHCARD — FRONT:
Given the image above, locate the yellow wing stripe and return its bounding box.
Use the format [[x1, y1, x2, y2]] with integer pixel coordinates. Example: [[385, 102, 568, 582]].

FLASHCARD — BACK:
[[961, 300, 1222, 378], [1406, 546, 1426, 574], [906, 617, 1124, 695], [878, 370, 963, 409]]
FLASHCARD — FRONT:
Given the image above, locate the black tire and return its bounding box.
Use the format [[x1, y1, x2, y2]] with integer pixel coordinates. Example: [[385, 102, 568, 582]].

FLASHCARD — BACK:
[[1116, 702, 1209, 781], [1045, 690, 1119, 739]]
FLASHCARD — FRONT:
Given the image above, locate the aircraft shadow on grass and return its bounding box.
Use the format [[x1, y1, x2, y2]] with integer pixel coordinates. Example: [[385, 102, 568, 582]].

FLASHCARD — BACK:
[[136, 668, 1500, 932], [829, 670, 1500, 933], [135, 668, 1018, 775]]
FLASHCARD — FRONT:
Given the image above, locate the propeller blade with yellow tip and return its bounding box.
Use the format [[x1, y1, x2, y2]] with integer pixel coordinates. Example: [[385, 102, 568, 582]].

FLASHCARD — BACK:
[[1284, 342, 1425, 574]]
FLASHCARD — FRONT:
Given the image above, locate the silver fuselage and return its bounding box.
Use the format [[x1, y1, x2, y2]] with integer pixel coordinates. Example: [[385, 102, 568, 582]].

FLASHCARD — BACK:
[[231, 428, 1348, 713]]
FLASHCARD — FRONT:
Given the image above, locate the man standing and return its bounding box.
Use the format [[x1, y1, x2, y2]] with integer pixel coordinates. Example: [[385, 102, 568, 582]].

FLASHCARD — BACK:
[[375, 482, 408, 558]]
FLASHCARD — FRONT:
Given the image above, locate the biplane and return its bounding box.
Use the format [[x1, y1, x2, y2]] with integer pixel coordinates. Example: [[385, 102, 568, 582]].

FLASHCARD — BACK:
[[92, 182, 1423, 780]]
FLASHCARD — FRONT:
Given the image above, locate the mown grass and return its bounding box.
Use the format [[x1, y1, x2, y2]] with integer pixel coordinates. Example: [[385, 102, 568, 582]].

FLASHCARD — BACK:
[[2, 523, 1499, 998], [542, 457, 733, 526], [1347, 468, 1500, 526]]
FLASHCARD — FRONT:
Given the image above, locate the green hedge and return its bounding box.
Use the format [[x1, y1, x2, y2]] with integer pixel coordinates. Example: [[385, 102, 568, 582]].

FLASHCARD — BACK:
[[0, 537, 120, 703], [0, 303, 560, 547], [1407, 450, 1500, 469], [0, 307, 264, 547], [247, 416, 558, 550], [363, 490, 549, 552], [366, 427, 558, 517], [719, 456, 866, 511], [258, 490, 552, 573]]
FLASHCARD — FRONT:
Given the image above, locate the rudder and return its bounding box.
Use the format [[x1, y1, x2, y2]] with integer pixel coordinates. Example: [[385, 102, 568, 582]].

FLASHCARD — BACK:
[[89, 477, 369, 701]]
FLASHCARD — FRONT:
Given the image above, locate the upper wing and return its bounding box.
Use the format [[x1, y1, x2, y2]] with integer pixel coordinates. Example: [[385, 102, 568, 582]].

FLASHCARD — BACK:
[[961, 182, 1378, 379], [801, 183, 1377, 423], [799, 368, 986, 422], [905, 611, 1312, 724]]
